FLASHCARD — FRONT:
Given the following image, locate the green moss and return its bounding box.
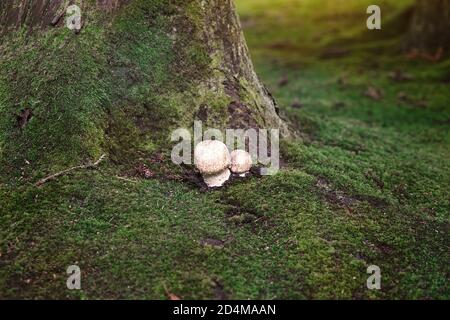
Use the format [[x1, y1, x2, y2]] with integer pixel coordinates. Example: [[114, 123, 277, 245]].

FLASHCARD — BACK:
[[0, 0, 215, 181], [0, 0, 448, 300], [231, 0, 449, 299], [0, 25, 111, 182]]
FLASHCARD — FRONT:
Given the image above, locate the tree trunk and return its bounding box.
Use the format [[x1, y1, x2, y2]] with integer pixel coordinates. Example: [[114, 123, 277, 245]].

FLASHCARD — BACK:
[[0, 0, 288, 179], [407, 0, 450, 56]]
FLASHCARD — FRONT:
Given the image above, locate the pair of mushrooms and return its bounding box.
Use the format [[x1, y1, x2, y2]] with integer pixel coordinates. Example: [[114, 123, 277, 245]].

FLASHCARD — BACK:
[[194, 140, 253, 187]]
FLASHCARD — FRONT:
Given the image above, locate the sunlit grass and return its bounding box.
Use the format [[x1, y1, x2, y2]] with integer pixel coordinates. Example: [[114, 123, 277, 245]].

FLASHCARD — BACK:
[[236, 0, 415, 63]]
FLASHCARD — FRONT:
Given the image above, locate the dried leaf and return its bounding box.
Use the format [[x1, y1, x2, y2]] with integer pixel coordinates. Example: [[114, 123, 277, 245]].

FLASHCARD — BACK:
[[199, 238, 225, 248], [364, 86, 383, 101], [291, 98, 303, 109], [278, 75, 289, 87], [134, 164, 154, 179], [168, 293, 181, 300], [397, 91, 409, 101], [163, 283, 181, 300], [388, 70, 414, 82]]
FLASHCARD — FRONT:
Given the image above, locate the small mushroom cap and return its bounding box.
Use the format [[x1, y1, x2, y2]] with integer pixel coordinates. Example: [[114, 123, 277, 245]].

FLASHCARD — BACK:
[[230, 150, 253, 174], [194, 140, 231, 175]]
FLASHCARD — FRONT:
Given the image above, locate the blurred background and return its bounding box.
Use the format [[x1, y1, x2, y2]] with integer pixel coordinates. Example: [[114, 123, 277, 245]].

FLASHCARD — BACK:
[[235, 0, 450, 142], [236, 0, 449, 63]]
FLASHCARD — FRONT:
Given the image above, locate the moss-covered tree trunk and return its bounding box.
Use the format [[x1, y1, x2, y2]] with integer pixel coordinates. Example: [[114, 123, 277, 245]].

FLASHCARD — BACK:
[[407, 0, 450, 55], [0, 0, 288, 180]]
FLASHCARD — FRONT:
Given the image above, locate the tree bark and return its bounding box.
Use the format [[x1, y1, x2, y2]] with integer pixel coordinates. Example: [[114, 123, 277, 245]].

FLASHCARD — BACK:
[[0, 0, 287, 132], [0, 0, 126, 31], [0, 0, 288, 177], [407, 0, 450, 55]]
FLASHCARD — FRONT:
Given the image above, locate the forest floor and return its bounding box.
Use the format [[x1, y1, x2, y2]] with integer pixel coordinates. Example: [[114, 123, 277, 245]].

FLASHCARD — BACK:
[[1, 0, 449, 299]]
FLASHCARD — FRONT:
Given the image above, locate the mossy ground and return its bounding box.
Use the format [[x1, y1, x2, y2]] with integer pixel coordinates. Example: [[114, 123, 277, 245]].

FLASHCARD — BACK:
[[1, 0, 449, 299]]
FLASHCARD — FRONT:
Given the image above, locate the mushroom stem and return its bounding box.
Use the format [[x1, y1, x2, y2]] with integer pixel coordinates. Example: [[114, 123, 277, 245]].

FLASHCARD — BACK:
[[203, 169, 231, 187]]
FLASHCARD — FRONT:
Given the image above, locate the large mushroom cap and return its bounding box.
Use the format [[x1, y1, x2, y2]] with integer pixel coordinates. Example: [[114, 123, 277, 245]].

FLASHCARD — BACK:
[[194, 140, 231, 175], [230, 150, 253, 174]]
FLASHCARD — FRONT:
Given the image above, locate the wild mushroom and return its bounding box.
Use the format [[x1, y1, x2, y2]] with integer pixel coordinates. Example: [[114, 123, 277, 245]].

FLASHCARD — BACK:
[[194, 140, 231, 187], [230, 150, 253, 177]]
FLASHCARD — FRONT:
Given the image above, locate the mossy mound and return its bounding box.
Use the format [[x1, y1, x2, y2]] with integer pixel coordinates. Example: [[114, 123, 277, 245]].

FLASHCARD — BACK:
[[0, 0, 286, 183]]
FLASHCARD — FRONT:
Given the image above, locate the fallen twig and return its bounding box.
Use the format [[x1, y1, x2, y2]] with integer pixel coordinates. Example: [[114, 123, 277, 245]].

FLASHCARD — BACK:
[[35, 154, 106, 187], [115, 176, 138, 183]]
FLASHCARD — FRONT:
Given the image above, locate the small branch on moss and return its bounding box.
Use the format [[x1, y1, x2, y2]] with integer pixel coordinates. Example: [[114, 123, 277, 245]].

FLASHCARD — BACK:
[[35, 154, 107, 187], [115, 176, 138, 183]]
